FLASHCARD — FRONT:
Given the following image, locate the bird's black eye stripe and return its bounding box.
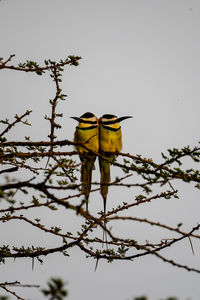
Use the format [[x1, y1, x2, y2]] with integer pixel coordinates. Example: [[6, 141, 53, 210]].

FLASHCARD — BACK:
[[101, 125, 121, 131], [100, 119, 119, 125], [76, 125, 98, 130]]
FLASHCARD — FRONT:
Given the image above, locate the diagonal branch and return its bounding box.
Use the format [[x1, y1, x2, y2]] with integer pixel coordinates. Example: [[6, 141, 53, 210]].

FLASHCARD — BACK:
[[0, 110, 32, 137]]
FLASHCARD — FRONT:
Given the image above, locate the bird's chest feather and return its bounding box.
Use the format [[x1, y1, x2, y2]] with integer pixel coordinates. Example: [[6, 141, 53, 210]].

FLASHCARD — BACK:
[[100, 128, 122, 152], [75, 127, 99, 153]]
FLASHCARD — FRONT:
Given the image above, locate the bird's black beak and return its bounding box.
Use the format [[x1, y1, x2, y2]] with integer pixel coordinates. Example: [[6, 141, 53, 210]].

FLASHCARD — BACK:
[[71, 116, 82, 122], [117, 116, 133, 122]]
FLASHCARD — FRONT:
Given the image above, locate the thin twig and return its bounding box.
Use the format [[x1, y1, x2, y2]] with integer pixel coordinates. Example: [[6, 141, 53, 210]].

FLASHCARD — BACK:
[[0, 110, 32, 137]]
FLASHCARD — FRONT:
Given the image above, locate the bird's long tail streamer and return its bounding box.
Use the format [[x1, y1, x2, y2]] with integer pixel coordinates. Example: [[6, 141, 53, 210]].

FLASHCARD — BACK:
[[81, 157, 95, 212], [99, 156, 112, 247]]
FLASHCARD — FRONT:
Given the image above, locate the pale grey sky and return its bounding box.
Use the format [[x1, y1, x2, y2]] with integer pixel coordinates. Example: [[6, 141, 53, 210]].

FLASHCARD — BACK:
[[1, 1, 200, 299]]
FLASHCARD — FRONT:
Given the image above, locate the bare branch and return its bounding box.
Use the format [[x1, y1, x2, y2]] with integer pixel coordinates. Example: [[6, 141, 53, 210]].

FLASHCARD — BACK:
[[0, 110, 32, 137]]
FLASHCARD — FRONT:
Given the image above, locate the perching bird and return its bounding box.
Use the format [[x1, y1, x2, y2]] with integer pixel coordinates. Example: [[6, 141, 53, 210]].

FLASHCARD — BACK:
[[99, 114, 132, 216], [71, 112, 99, 212]]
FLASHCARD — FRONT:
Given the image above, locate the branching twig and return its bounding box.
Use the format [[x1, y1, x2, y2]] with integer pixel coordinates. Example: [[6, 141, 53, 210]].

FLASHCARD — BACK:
[[153, 252, 200, 273], [0, 285, 25, 300], [108, 216, 200, 239], [0, 281, 39, 300], [0, 110, 32, 137]]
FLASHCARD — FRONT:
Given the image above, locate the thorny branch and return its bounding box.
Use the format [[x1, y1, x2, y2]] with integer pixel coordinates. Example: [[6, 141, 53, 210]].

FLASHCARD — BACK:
[[0, 110, 32, 137], [0, 281, 39, 300], [0, 285, 25, 300], [0, 54, 200, 287], [108, 216, 200, 239], [0, 54, 81, 74], [45, 63, 65, 168], [1, 139, 200, 185]]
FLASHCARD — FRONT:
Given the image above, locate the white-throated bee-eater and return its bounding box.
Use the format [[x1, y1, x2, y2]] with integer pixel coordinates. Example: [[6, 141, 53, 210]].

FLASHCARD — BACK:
[[99, 114, 132, 215], [71, 112, 99, 212]]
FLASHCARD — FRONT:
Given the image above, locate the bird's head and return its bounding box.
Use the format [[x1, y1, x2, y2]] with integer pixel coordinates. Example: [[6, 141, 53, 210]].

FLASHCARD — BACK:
[[99, 114, 132, 128], [71, 112, 98, 126]]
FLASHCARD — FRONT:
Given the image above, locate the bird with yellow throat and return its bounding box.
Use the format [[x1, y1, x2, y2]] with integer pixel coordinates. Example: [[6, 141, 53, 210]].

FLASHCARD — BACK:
[[99, 114, 132, 216], [71, 112, 99, 212]]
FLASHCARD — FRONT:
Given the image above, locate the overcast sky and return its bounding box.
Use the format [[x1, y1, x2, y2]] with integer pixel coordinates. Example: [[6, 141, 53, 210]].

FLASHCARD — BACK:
[[1, 1, 200, 300]]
